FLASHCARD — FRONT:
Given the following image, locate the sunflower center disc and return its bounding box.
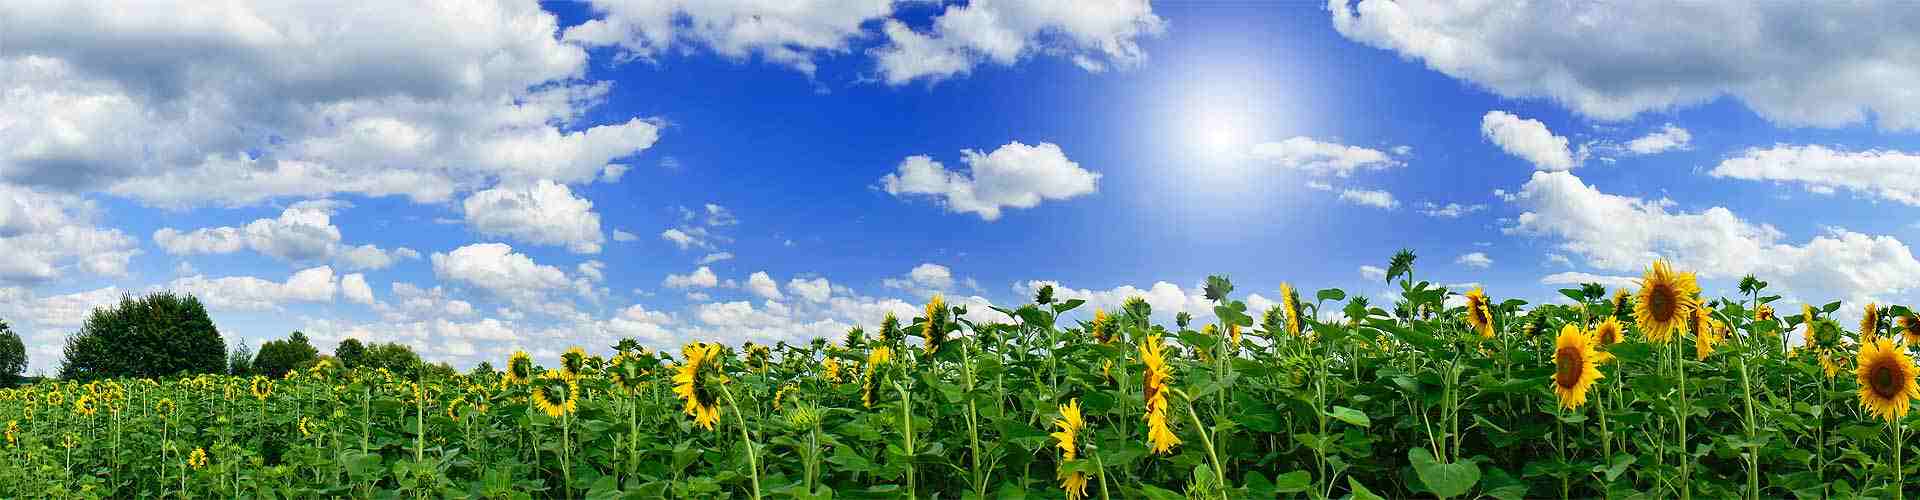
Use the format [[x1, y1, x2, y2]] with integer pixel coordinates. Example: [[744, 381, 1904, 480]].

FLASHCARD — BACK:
[[1554, 347, 1582, 389], [1873, 365, 1902, 399], [1648, 284, 1674, 321]]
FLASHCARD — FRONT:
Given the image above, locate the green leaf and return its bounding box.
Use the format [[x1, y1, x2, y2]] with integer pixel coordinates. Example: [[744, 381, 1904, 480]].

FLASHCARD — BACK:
[[1347, 477, 1387, 500], [1272, 471, 1312, 493], [1408, 447, 1480, 499], [1316, 288, 1346, 302], [1327, 406, 1371, 428]]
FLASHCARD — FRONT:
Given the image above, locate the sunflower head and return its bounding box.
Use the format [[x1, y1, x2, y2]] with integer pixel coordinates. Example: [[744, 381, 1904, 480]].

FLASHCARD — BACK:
[[1122, 296, 1152, 326], [530, 370, 580, 419], [249, 375, 274, 401], [1755, 304, 1776, 323], [188, 447, 209, 469], [73, 395, 98, 417], [1051, 399, 1084, 460], [922, 295, 950, 355], [745, 343, 771, 372], [1279, 283, 1303, 337], [155, 398, 176, 417], [560, 347, 589, 379], [1551, 324, 1604, 410], [1089, 309, 1113, 343], [1694, 311, 1723, 361], [446, 396, 466, 420], [298, 416, 313, 437], [672, 342, 725, 430], [1856, 337, 1920, 422], [1463, 287, 1494, 339], [1634, 260, 1701, 343], [1139, 334, 1181, 454], [1861, 303, 1882, 340], [1900, 313, 1920, 346], [4, 420, 16, 447], [1610, 289, 1631, 319], [863, 346, 895, 409], [821, 356, 844, 384], [505, 351, 535, 385], [608, 354, 650, 395], [773, 385, 797, 411]]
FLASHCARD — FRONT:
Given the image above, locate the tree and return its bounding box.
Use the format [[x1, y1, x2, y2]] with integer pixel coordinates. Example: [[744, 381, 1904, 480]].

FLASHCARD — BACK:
[[334, 338, 368, 368], [229, 340, 254, 377], [254, 331, 320, 378], [358, 341, 423, 377], [0, 320, 25, 387], [59, 292, 226, 380]]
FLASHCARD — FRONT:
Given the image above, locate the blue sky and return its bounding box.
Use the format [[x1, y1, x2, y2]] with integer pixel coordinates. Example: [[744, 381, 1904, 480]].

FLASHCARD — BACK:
[[7, 1, 1920, 372]]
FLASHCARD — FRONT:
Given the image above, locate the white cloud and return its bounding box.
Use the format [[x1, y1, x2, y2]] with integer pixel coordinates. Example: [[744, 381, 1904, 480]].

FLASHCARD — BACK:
[[1247, 137, 1402, 177], [787, 277, 832, 303], [1419, 202, 1487, 218], [1539, 271, 1640, 290], [1625, 124, 1692, 155], [166, 265, 339, 311], [577, 261, 606, 283], [871, 0, 1167, 85], [746, 271, 784, 300], [1359, 265, 1387, 281], [1305, 181, 1335, 191], [342, 273, 375, 305], [563, 0, 894, 76], [153, 204, 404, 270], [879, 141, 1100, 221], [612, 229, 639, 242], [1505, 170, 1920, 302], [1545, 253, 1574, 267], [462, 180, 605, 254], [885, 263, 957, 294], [1330, 1, 1920, 130], [1337, 188, 1398, 209], [1481, 111, 1575, 171], [703, 203, 738, 227], [664, 266, 721, 289], [1455, 252, 1494, 269], [1, 2, 659, 206], [430, 243, 572, 300], [1709, 145, 1920, 206], [697, 252, 735, 265], [0, 184, 137, 284]]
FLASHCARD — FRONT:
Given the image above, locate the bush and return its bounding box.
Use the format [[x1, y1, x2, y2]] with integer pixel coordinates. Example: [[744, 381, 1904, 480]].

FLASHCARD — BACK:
[[253, 331, 319, 378], [0, 320, 24, 387], [58, 292, 225, 380]]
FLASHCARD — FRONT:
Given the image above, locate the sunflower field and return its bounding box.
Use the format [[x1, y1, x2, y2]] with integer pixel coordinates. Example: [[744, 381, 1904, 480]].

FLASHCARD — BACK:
[[5, 254, 1920, 499]]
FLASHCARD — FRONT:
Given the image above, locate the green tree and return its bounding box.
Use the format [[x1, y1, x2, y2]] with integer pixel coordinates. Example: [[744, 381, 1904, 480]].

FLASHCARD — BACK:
[[253, 331, 320, 378], [229, 340, 254, 376], [0, 320, 25, 387], [334, 338, 368, 368], [358, 341, 423, 377], [58, 292, 226, 380]]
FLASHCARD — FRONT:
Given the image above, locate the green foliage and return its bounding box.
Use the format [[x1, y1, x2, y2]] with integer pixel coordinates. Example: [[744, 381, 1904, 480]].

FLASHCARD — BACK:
[[0, 320, 24, 386], [57, 292, 225, 380], [228, 340, 254, 376], [253, 331, 320, 378], [334, 338, 368, 368]]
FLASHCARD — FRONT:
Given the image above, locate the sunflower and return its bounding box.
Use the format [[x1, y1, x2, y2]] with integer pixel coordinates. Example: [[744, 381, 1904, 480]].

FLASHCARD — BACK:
[[73, 395, 98, 417], [250, 376, 274, 401], [672, 342, 725, 430], [187, 447, 209, 470], [1139, 334, 1181, 454], [1801, 304, 1820, 348], [1610, 289, 1631, 320], [863, 346, 894, 409], [1856, 337, 1920, 422], [446, 396, 466, 420], [1861, 303, 1882, 341], [1551, 324, 1604, 410], [879, 313, 904, 345], [923, 294, 949, 355], [530, 370, 580, 419], [45, 390, 63, 407], [4, 420, 16, 447], [1279, 283, 1303, 337], [1051, 399, 1089, 500], [560, 346, 589, 380], [822, 356, 844, 384], [155, 398, 176, 417], [608, 354, 649, 395], [1090, 309, 1113, 343], [1463, 287, 1494, 339], [1634, 260, 1700, 343], [504, 350, 535, 386], [745, 343, 771, 373], [298, 416, 314, 438], [1695, 315, 1723, 361], [61, 433, 77, 449], [1593, 316, 1623, 348], [1755, 304, 1775, 323], [773, 385, 797, 411], [1227, 323, 1242, 348], [1901, 314, 1920, 346]]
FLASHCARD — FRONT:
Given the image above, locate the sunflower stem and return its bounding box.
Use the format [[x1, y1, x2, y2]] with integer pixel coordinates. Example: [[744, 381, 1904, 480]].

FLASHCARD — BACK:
[[718, 382, 763, 500], [1174, 388, 1228, 500]]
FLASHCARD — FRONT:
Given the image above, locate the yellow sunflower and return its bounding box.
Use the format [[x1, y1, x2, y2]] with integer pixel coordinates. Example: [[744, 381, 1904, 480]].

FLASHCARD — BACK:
[[298, 416, 313, 438], [672, 342, 725, 430], [1463, 287, 1494, 339], [1090, 309, 1113, 343], [822, 356, 844, 384], [155, 398, 175, 417], [560, 346, 589, 380], [607, 354, 649, 395], [1139, 334, 1181, 454], [530, 370, 580, 419], [863, 346, 895, 409], [1610, 289, 1630, 318], [923, 294, 949, 355], [73, 395, 98, 417], [1900, 314, 1920, 346], [1856, 337, 1920, 422], [1861, 303, 1882, 341], [1051, 399, 1088, 500], [1634, 260, 1700, 343], [1802, 304, 1820, 348], [446, 396, 466, 420], [1227, 323, 1242, 348], [5, 420, 17, 447], [504, 350, 535, 386], [250, 375, 273, 401], [773, 385, 797, 411], [187, 447, 208, 470], [1279, 283, 1303, 337], [1551, 324, 1603, 410], [1755, 304, 1775, 323]]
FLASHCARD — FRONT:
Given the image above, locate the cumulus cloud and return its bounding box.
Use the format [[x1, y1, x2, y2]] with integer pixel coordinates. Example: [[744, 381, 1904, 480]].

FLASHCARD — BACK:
[[153, 204, 407, 270], [884, 263, 957, 294], [462, 180, 605, 254], [1337, 188, 1399, 209], [1481, 111, 1575, 171], [1, 1, 659, 206], [871, 0, 1166, 85], [430, 243, 573, 302], [1455, 252, 1493, 269], [1359, 265, 1387, 281], [0, 184, 137, 284], [1330, 1, 1920, 130], [787, 277, 832, 303], [342, 273, 375, 305], [1419, 202, 1487, 218], [1625, 124, 1692, 155], [879, 141, 1100, 221], [612, 229, 639, 242], [1539, 271, 1640, 290], [1247, 137, 1403, 177], [1504, 170, 1920, 302], [166, 266, 339, 311], [1709, 145, 1920, 206], [664, 266, 721, 289], [746, 271, 784, 300], [563, 0, 894, 76]]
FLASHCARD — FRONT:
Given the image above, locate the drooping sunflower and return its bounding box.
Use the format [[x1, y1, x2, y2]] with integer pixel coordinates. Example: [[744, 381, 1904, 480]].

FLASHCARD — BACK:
[[1227, 323, 1242, 348], [773, 385, 797, 411], [1860, 303, 1882, 341], [504, 350, 535, 386], [1279, 283, 1303, 337], [560, 346, 589, 380], [298, 416, 314, 438], [1634, 260, 1700, 343], [1463, 287, 1494, 339], [608, 354, 650, 395], [1090, 309, 1113, 343], [155, 398, 176, 417], [1139, 334, 1181, 454], [73, 395, 98, 417], [1551, 324, 1604, 410], [863, 346, 894, 409], [530, 370, 580, 419], [745, 343, 771, 373], [1051, 399, 1089, 500], [672, 342, 725, 430], [446, 396, 466, 420], [1610, 289, 1631, 320], [187, 447, 209, 470], [1900, 314, 1920, 346], [879, 312, 904, 345], [250, 375, 273, 401], [1856, 337, 1920, 422], [922, 294, 949, 355]]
